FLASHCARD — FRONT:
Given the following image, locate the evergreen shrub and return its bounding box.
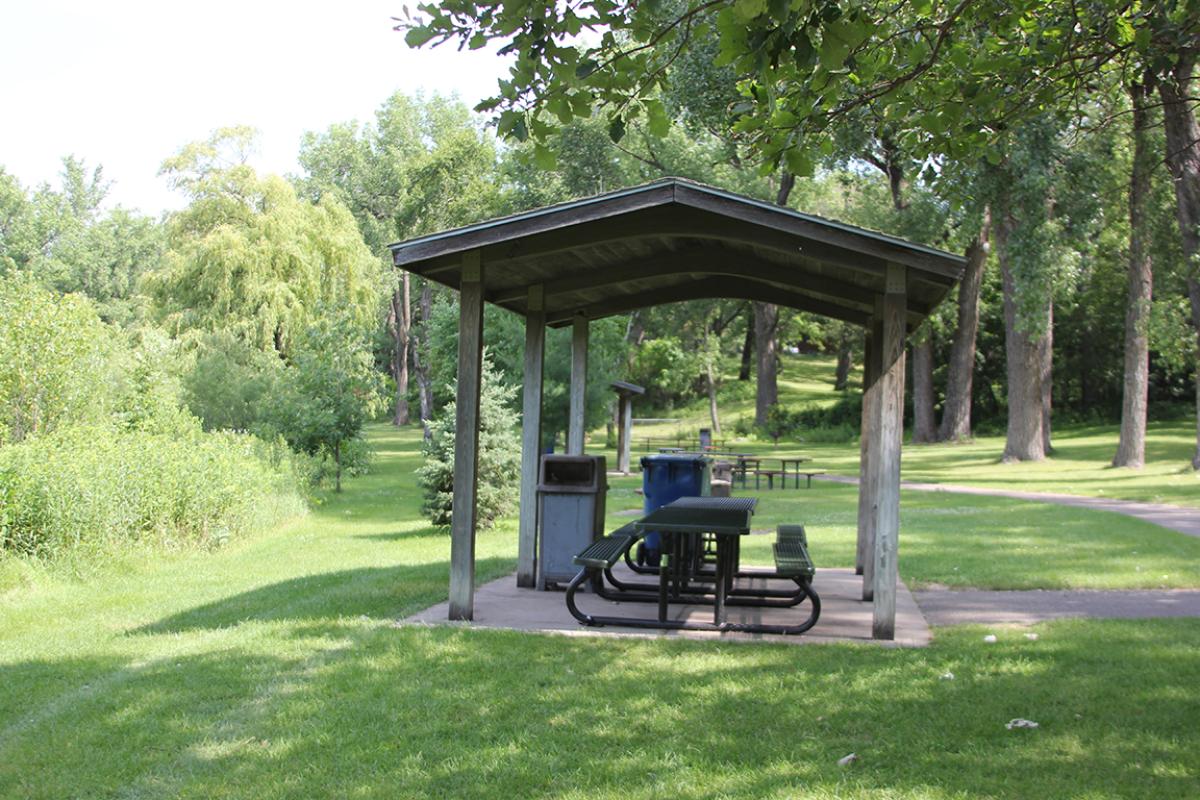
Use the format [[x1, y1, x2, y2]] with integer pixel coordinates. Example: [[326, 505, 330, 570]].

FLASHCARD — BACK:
[[418, 357, 521, 529]]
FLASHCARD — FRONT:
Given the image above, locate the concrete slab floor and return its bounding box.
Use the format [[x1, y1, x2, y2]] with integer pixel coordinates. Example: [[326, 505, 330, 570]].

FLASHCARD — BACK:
[[403, 566, 931, 647]]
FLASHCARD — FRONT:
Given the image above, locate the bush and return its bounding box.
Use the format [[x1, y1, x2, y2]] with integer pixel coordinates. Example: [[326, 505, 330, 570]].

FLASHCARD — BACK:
[[0, 423, 309, 560], [0, 275, 122, 445], [418, 356, 521, 529]]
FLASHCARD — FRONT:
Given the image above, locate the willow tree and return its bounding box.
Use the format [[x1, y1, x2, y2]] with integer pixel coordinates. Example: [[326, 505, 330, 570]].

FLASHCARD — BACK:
[[148, 127, 382, 354]]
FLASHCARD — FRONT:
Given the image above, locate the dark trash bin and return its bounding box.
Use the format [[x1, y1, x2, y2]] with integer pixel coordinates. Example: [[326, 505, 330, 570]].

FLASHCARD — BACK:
[[639, 454, 710, 566]]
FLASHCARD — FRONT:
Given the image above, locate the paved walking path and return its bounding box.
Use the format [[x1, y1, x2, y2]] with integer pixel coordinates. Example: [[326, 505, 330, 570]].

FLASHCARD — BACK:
[[820, 475, 1200, 538], [913, 588, 1200, 625]]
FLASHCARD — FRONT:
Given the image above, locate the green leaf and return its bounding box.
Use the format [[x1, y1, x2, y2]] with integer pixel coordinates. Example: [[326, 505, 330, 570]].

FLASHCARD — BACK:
[[511, 117, 529, 142], [404, 27, 438, 48], [733, 0, 768, 21], [532, 144, 557, 170], [784, 148, 814, 177], [819, 32, 851, 70], [608, 116, 626, 143], [646, 100, 670, 138], [575, 59, 599, 79]]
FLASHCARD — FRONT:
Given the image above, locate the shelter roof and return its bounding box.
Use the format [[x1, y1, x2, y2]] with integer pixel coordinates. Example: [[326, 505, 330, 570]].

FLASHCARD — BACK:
[[388, 178, 965, 329]]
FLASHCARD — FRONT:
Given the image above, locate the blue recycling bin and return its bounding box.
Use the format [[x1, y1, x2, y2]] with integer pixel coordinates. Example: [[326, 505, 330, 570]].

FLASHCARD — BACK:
[[640, 455, 711, 564]]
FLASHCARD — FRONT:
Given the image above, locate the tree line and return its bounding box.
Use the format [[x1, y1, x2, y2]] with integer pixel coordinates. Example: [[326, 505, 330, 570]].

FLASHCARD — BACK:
[[2, 73, 1196, 488], [400, 0, 1200, 471]]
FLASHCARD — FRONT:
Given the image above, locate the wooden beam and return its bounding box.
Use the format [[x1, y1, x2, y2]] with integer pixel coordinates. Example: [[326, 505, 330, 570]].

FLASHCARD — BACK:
[[675, 183, 963, 280], [417, 208, 895, 282], [568, 314, 589, 454], [488, 246, 917, 315], [449, 251, 484, 621], [545, 276, 871, 327], [392, 183, 676, 268], [871, 263, 907, 640], [856, 323, 881, 581], [617, 395, 634, 473], [516, 285, 545, 589]]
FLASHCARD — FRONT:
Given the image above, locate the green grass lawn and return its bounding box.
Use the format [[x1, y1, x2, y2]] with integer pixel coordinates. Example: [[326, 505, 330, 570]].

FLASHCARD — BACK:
[[615, 353, 1200, 507], [603, 474, 1200, 590], [2, 425, 1199, 798]]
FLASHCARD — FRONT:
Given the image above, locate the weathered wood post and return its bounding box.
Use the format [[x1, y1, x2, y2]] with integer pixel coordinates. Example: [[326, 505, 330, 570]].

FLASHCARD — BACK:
[[618, 395, 634, 472], [516, 285, 545, 588], [871, 263, 907, 640], [567, 313, 589, 455], [856, 324, 881, 586], [610, 381, 644, 474], [449, 251, 484, 620]]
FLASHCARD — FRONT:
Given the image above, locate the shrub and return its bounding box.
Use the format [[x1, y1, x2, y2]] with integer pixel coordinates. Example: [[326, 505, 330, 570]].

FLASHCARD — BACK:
[[0, 275, 121, 445], [0, 422, 308, 560], [418, 356, 521, 529]]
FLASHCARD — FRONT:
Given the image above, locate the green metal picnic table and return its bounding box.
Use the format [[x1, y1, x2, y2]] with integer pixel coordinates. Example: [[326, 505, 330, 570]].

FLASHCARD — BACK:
[[633, 502, 752, 626]]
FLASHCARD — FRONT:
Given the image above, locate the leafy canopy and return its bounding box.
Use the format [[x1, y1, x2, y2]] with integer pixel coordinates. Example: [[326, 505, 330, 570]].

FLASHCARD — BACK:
[[400, 0, 1197, 175], [148, 127, 383, 354]]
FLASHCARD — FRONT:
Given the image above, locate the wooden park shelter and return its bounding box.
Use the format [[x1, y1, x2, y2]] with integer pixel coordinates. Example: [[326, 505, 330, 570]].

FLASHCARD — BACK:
[[389, 178, 964, 639]]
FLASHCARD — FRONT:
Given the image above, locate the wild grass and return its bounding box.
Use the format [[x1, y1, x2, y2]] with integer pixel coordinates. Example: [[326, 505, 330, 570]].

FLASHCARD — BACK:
[[1, 425, 1197, 798], [0, 423, 309, 573]]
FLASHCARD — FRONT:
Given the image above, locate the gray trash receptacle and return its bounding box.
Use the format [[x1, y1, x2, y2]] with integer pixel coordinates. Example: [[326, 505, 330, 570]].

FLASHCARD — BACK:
[[536, 455, 607, 589]]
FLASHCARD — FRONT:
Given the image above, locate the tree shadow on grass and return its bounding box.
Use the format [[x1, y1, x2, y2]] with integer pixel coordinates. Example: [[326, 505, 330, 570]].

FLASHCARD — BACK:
[[4, 618, 1199, 798], [134, 557, 514, 636]]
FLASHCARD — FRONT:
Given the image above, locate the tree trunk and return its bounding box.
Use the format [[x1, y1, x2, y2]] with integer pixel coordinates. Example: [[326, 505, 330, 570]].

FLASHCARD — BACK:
[[938, 208, 990, 442], [1158, 55, 1200, 469], [911, 336, 936, 443], [706, 361, 721, 435], [1114, 78, 1155, 468], [738, 317, 753, 381], [833, 328, 852, 391], [753, 301, 779, 426], [412, 281, 435, 439], [996, 212, 1047, 462], [334, 440, 342, 493], [750, 173, 796, 426], [390, 271, 411, 426], [1040, 301, 1054, 454]]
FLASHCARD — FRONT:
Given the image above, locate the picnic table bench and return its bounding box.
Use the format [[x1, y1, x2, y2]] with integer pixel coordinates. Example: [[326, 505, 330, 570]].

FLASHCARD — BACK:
[[564, 504, 821, 635]]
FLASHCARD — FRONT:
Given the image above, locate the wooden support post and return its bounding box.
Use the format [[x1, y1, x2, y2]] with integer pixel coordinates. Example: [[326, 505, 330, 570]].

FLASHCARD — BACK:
[[618, 396, 634, 473], [449, 251, 484, 620], [568, 314, 589, 455], [858, 311, 883, 596], [516, 285, 545, 589], [872, 264, 907, 640]]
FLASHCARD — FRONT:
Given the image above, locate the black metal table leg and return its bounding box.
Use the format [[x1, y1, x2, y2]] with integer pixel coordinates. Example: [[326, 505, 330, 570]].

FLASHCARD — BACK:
[[658, 547, 669, 621], [714, 536, 728, 626]]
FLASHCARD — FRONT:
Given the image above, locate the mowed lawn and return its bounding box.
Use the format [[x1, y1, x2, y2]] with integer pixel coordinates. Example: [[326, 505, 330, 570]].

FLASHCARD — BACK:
[[2, 425, 1199, 798], [627, 353, 1200, 508]]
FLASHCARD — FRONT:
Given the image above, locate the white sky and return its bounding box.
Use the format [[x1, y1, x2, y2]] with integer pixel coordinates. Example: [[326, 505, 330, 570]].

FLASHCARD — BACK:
[[0, 1, 509, 215]]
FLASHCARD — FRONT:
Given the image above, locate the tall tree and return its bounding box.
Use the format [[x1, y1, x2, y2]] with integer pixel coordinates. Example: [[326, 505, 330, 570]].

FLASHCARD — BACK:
[[938, 208, 990, 441], [298, 93, 501, 427], [1157, 52, 1200, 469], [1113, 77, 1157, 468], [148, 127, 382, 353]]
